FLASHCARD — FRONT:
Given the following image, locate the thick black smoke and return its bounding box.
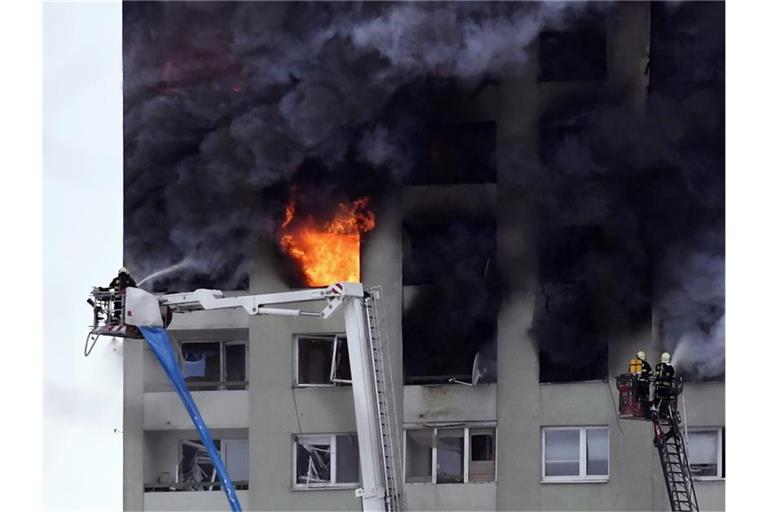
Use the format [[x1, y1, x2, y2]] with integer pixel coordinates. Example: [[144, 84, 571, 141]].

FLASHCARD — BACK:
[[124, 1, 589, 285], [123, 2, 724, 380]]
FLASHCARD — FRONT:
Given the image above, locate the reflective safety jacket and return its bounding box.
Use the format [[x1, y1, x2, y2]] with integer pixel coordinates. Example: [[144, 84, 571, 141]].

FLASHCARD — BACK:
[[655, 362, 675, 384], [629, 358, 652, 377]]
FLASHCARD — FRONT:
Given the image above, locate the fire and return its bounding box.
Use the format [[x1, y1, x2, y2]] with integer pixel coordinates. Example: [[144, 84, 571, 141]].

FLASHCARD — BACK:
[[279, 197, 375, 286]]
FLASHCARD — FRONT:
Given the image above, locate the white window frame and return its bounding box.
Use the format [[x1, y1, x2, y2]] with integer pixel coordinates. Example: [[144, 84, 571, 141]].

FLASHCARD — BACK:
[[541, 426, 609, 483], [293, 334, 350, 388], [180, 339, 248, 390], [292, 433, 360, 489], [402, 426, 497, 485], [687, 427, 724, 481], [177, 437, 249, 487]]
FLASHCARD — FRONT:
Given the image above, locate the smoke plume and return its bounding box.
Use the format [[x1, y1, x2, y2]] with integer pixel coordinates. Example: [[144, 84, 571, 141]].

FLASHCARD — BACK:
[[123, 2, 724, 380]]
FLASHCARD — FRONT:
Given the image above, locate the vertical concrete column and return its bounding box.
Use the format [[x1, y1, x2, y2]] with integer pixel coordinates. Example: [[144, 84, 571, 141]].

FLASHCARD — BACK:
[[123, 341, 144, 510], [494, 49, 542, 509], [361, 190, 403, 441]]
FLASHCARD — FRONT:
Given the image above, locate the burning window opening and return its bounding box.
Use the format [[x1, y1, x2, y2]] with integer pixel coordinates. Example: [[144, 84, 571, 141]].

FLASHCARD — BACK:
[[535, 226, 609, 383], [406, 121, 498, 186], [402, 221, 499, 384], [279, 196, 375, 287]]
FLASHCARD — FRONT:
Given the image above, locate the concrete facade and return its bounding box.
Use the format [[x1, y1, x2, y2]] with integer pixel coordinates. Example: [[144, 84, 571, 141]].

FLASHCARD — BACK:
[[126, 3, 724, 511]]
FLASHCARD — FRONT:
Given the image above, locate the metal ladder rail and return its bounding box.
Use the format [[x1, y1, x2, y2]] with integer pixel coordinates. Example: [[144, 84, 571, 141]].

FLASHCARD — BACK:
[[364, 289, 405, 512], [667, 404, 699, 512], [364, 291, 400, 511], [365, 291, 405, 512], [654, 405, 699, 512]]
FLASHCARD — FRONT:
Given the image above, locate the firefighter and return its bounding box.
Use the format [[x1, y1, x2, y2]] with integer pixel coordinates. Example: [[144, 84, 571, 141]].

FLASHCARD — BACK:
[[629, 351, 653, 403], [110, 266, 137, 291], [108, 267, 136, 324], [653, 352, 675, 410]]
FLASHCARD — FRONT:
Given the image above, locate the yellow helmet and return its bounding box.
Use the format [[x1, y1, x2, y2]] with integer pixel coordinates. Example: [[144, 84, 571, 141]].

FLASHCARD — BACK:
[[660, 352, 671, 364], [637, 351, 646, 360]]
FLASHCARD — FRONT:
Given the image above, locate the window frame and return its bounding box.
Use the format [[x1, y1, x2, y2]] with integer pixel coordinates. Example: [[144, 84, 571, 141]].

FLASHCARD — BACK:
[[402, 426, 497, 485], [179, 339, 248, 390], [177, 437, 249, 490], [687, 427, 724, 481], [292, 433, 360, 489], [293, 334, 351, 388], [541, 426, 609, 483]]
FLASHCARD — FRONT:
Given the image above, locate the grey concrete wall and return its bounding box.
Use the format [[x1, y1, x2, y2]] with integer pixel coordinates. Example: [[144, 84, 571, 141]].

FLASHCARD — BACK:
[[403, 384, 496, 424], [125, 337, 145, 511], [405, 483, 496, 511], [248, 296, 359, 510], [144, 490, 249, 512], [145, 390, 249, 430]]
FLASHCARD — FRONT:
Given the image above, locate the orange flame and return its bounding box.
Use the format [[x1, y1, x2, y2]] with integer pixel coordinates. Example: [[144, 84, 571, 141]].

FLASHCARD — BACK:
[[279, 197, 375, 287]]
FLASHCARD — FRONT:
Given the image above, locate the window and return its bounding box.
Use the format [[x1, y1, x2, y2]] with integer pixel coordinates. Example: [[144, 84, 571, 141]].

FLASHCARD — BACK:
[[535, 226, 609, 383], [469, 428, 496, 482], [538, 29, 607, 82], [295, 335, 351, 387], [293, 434, 360, 488], [436, 429, 464, 483], [404, 427, 496, 484], [178, 438, 248, 491], [687, 428, 724, 480], [542, 427, 609, 482], [180, 340, 248, 390], [406, 121, 497, 185], [402, 221, 499, 384]]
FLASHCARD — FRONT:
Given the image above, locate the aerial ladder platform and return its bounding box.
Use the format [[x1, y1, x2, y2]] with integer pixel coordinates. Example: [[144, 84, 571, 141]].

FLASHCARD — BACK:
[[86, 281, 405, 512], [616, 373, 699, 512]]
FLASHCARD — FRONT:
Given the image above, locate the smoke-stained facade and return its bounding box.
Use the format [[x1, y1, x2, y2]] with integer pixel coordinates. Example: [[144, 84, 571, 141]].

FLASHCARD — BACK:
[[123, 2, 725, 511]]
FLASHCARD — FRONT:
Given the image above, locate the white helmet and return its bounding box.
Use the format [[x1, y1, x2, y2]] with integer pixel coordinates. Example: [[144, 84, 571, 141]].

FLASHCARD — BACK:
[[637, 351, 646, 360], [660, 352, 671, 364], [119, 266, 130, 274]]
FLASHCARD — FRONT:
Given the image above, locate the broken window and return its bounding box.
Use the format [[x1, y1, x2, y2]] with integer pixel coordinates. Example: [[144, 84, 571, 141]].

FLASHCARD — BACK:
[[178, 438, 249, 491], [180, 440, 221, 490], [402, 221, 499, 384], [542, 426, 609, 482], [404, 427, 496, 484], [688, 428, 724, 479], [295, 335, 351, 387], [294, 434, 359, 488], [469, 429, 496, 482], [405, 430, 434, 483], [180, 340, 247, 390], [534, 226, 609, 383], [538, 28, 607, 82]]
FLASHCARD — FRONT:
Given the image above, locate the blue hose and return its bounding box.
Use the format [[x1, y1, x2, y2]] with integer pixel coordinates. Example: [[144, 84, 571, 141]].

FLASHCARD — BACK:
[[139, 326, 243, 512]]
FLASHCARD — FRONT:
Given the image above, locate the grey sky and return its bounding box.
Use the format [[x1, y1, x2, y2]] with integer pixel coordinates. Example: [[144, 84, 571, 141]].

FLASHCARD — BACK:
[[43, 2, 123, 509]]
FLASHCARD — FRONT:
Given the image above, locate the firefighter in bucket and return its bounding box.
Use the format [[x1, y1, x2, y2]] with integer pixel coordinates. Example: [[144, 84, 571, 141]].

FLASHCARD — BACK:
[[629, 350, 653, 404], [653, 352, 675, 411]]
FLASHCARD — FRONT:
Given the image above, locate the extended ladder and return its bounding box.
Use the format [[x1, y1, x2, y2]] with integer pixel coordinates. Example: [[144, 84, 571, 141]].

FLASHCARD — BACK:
[[652, 403, 699, 512], [364, 288, 406, 512]]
